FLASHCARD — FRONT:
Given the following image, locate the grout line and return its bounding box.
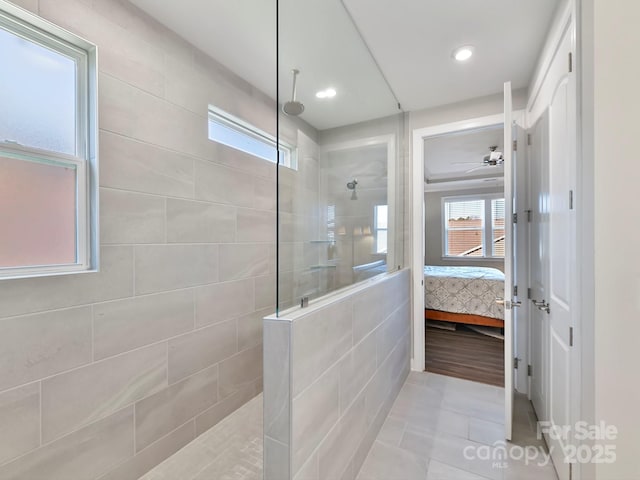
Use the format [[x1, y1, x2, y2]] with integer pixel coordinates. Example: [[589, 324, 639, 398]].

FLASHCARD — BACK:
[[133, 405, 137, 456], [38, 381, 42, 447], [99, 185, 277, 215], [90, 304, 95, 362], [100, 240, 275, 246], [0, 317, 253, 397], [132, 246, 136, 296], [164, 196, 168, 243], [97, 126, 275, 182]]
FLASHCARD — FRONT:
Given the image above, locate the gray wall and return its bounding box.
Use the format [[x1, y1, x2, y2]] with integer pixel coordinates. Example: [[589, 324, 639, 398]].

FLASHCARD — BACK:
[[264, 269, 411, 480], [0, 0, 283, 478], [425, 187, 505, 271]]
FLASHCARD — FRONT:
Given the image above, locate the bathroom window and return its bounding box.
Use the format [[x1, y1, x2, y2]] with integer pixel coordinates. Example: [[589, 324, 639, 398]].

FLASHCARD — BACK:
[[374, 205, 388, 254], [208, 107, 297, 169], [0, 3, 98, 279]]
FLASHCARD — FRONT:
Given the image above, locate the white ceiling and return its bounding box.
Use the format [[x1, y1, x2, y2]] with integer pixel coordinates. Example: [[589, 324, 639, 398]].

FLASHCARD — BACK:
[[343, 0, 560, 112], [424, 125, 504, 183], [130, 0, 559, 130]]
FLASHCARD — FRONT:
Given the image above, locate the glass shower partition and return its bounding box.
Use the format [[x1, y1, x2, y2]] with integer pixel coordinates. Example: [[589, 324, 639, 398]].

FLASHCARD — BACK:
[[276, 0, 406, 313]]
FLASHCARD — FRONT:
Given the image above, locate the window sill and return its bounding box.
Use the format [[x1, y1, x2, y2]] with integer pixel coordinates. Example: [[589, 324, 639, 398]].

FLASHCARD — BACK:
[[440, 256, 504, 262]]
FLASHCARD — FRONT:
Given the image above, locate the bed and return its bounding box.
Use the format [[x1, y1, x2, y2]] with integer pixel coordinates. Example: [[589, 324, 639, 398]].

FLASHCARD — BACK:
[[424, 265, 505, 328]]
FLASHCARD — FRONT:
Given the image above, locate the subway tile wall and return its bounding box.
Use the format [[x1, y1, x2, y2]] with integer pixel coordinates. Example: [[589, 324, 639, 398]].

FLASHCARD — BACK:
[[0, 0, 311, 477]]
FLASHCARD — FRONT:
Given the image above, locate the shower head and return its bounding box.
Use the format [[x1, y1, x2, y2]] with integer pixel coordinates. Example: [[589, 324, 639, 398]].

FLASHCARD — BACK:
[[282, 69, 305, 116], [347, 179, 358, 200]]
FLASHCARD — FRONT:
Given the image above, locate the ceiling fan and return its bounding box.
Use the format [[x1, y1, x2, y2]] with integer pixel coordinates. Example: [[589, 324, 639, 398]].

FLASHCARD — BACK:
[[454, 146, 504, 173]]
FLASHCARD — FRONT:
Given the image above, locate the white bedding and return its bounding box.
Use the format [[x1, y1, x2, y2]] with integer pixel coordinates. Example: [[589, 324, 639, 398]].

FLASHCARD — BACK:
[[424, 265, 505, 320]]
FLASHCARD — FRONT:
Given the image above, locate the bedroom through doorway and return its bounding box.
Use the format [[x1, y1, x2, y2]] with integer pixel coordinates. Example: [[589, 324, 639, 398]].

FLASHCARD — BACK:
[[421, 120, 508, 387]]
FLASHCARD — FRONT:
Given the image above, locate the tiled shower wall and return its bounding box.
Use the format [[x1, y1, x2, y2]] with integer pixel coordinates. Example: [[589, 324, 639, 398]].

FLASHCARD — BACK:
[[264, 269, 411, 480], [0, 0, 310, 478]]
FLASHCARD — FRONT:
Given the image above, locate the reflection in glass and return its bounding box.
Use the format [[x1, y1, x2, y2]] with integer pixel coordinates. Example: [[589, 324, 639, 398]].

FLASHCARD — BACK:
[[276, 0, 405, 311]]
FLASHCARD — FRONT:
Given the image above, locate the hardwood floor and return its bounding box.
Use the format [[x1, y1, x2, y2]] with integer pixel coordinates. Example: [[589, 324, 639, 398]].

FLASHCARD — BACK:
[[425, 325, 504, 387]]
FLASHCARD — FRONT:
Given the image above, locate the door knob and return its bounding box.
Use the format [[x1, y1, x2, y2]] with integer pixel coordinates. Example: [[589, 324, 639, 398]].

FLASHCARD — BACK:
[[495, 298, 521, 309], [533, 300, 550, 314]]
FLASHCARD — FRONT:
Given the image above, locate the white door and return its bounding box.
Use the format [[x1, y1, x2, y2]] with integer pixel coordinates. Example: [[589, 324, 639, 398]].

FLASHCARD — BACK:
[[528, 113, 550, 422], [545, 67, 575, 480], [502, 82, 517, 440]]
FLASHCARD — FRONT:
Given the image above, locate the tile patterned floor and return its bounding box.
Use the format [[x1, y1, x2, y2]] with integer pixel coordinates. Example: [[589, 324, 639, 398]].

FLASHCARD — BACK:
[[140, 372, 557, 480], [357, 371, 558, 480], [139, 394, 263, 480]]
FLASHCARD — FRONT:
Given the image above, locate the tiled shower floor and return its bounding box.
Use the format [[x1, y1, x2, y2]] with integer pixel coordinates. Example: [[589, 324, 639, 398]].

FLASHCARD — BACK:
[[140, 373, 556, 480], [139, 395, 263, 480]]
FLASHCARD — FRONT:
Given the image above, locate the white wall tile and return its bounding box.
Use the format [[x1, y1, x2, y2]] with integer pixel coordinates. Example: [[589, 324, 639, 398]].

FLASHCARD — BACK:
[[0, 247, 134, 318], [236, 208, 276, 243], [218, 344, 263, 399], [100, 188, 165, 244], [218, 244, 271, 281], [99, 132, 194, 198], [0, 307, 92, 391], [96, 420, 195, 480], [135, 365, 218, 452], [134, 244, 218, 294], [41, 343, 167, 442], [292, 298, 353, 397], [194, 278, 254, 327], [166, 199, 236, 244], [291, 364, 340, 475], [0, 406, 134, 480], [0, 383, 40, 465], [168, 320, 237, 384], [93, 289, 195, 360]]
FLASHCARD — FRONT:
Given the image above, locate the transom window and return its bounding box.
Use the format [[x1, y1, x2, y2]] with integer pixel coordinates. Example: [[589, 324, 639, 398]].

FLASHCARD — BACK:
[[443, 196, 505, 258], [208, 107, 296, 169], [0, 3, 97, 279]]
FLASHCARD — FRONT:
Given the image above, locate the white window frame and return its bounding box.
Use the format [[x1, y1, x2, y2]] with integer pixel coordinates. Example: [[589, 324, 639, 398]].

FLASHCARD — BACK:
[[208, 106, 297, 169], [441, 193, 504, 260], [0, 1, 98, 280], [374, 204, 388, 254]]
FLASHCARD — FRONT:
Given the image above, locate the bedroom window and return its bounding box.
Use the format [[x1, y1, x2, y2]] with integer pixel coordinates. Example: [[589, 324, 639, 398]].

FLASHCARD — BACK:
[[374, 205, 388, 254], [208, 106, 297, 169], [443, 196, 504, 259], [0, 3, 98, 280]]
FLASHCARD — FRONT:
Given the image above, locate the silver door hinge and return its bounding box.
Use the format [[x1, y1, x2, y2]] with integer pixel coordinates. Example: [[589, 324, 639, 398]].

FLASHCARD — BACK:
[[569, 190, 574, 210], [526, 209, 532, 222], [514, 357, 519, 369], [527, 287, 532, 300], [513, 213, 518, 223], [513, 140, 517, 151], [300, 296, 309, 308], [570, 327, 574, 347], [569, 52, 573, 73], [527, 133, 532, 146], [527, 365, 532, 377], [513, 285, 518, 297]]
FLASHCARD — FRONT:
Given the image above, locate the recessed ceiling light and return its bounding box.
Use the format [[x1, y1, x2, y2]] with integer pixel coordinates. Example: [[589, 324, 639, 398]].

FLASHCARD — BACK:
[[316, 88, 336, 99], [452, 46, 474, 62]]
